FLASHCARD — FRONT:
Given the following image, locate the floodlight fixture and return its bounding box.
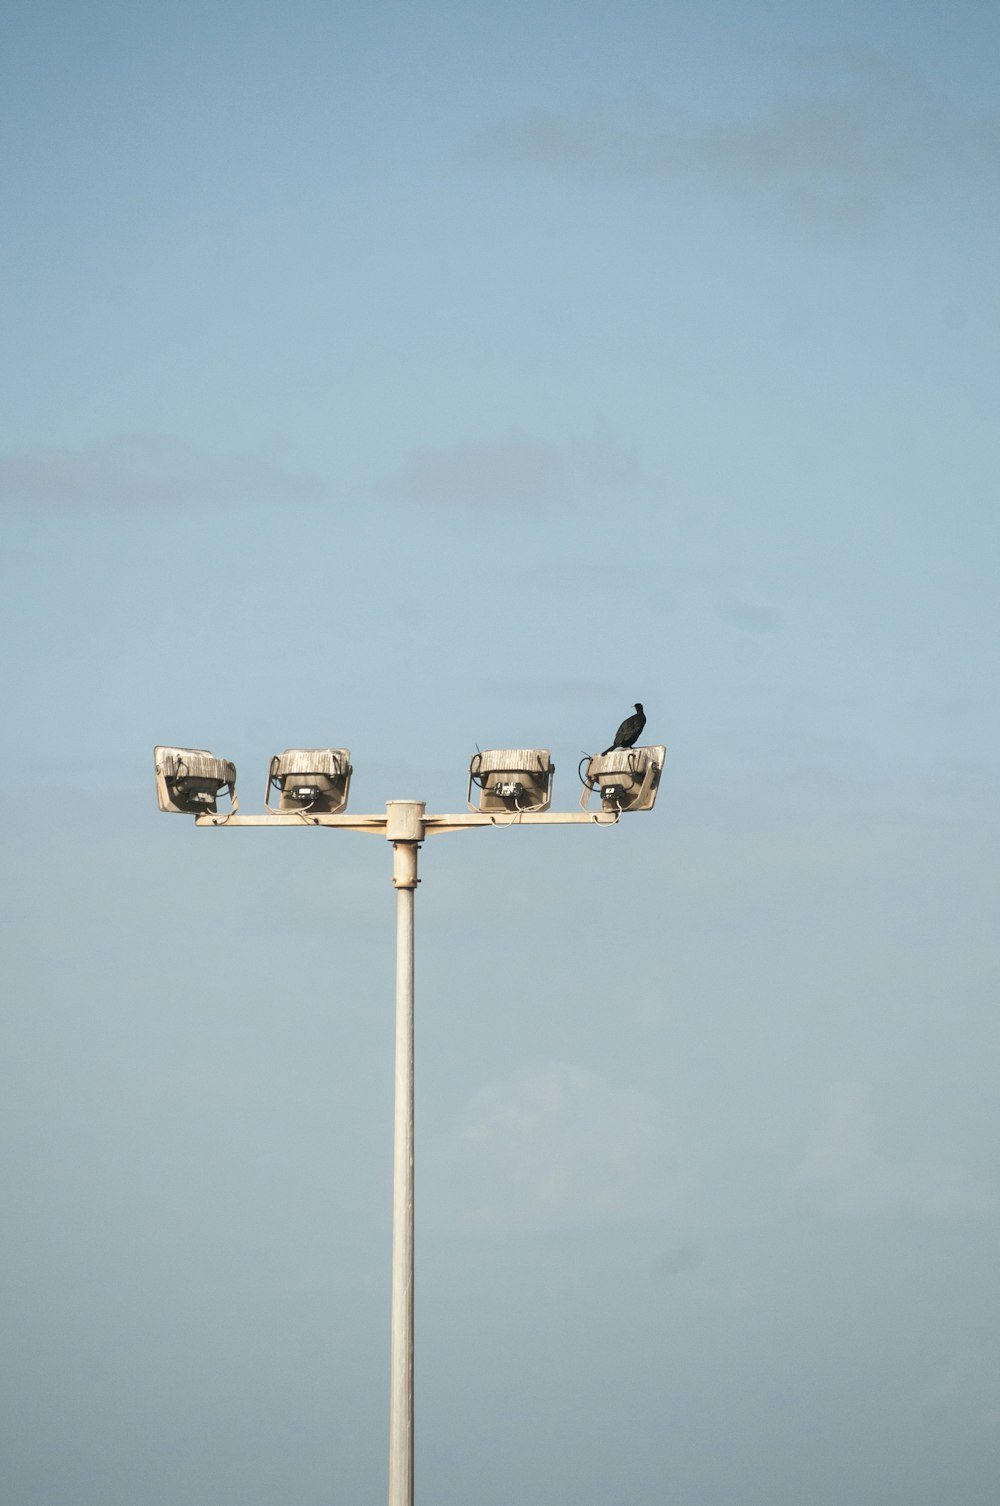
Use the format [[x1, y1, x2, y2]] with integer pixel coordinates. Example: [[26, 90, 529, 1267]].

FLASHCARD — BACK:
[[266, 748, 352, 815], [578, 744, 666, 814], [154, 746, 237, 815], [468, 748, 554, 814]]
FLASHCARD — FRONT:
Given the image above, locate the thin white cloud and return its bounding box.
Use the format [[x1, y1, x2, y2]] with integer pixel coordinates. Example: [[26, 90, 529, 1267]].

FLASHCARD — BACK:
[[791, 1081, 991, 1219], [918, 1345, 1000, 1435], [720, 598, 784, 635], [0, 433, 327, 508], [390, 435, 563, 505], [444, 1062, 670, 1232], [652, 1243, 705, 1280], [375, 431, 642, 508], [471, 49, 1000, 221]]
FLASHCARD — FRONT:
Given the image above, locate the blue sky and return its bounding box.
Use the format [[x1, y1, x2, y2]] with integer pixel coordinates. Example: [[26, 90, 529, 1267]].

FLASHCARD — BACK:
[[2, 3, 999, 1503]]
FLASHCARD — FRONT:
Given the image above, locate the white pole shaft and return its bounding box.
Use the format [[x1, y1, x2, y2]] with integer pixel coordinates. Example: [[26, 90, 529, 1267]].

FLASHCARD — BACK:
[[388, 840, 417, 1506]]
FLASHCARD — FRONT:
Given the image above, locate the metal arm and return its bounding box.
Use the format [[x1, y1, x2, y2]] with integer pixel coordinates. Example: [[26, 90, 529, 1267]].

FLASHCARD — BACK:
[[194, 807, 620, 834]]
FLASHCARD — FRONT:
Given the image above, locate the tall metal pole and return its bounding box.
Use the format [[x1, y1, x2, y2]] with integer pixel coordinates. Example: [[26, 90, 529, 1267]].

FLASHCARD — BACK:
[[180, 766, 664, 1502], [387, 803, 422, 1506]]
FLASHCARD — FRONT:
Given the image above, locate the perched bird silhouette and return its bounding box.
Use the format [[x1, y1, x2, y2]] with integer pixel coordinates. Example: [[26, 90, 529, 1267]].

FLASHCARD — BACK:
[[603, 703, 646, 755]]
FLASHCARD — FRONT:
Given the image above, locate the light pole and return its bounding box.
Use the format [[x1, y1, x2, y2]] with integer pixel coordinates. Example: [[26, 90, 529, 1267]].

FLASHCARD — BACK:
[[388, 802, 420, 1506], [153, 743, 666, 1506]]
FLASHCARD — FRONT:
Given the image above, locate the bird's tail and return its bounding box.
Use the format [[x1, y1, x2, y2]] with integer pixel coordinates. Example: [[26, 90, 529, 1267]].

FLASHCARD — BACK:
[[601, 745, 615, 756]]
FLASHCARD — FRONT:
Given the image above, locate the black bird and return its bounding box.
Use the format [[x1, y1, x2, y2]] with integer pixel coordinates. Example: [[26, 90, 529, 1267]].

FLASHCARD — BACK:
[[603, 703, 646, 755]]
